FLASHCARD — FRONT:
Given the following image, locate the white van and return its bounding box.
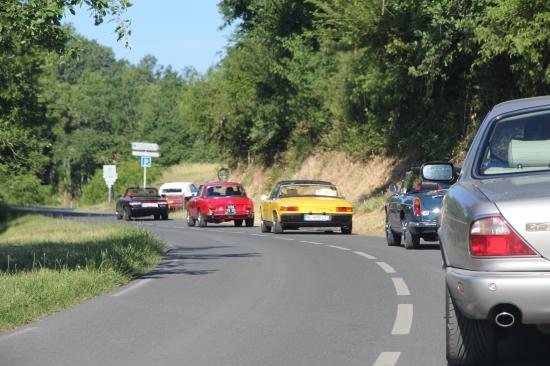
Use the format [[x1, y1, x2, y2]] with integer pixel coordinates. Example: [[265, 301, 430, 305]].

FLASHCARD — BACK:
[[158, 182, 197, 209]]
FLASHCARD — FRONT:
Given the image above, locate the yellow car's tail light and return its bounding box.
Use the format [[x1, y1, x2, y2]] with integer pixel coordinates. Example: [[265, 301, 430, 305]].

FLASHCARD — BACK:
[[281, 206, 299, 211], [336, 207, 352, 213]]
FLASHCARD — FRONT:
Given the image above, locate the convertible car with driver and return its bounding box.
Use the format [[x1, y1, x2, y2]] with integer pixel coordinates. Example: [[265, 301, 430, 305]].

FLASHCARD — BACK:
[[116, 187, 169, 221], [186, 182, 254, 227], [439, 96, 550, 365], [260, 180, 353, 234], [385, 162, 456, 249]]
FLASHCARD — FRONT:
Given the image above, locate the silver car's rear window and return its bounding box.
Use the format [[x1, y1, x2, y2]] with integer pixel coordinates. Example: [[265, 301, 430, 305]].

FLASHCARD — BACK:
[[479, 110, 550, 176]]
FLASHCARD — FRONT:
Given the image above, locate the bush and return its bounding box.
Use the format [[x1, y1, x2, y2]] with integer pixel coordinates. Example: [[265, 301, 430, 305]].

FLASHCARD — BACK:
[[0, 174, 55, 206]]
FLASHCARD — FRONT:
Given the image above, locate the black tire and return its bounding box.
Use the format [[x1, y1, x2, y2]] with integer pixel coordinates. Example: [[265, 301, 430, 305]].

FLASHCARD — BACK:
[[186, 210, 196, 227], [260, 219, 271, 233], [341, 222, 352, 235], [272, 212, 284, 234], [198, 211, 207, 227], [116, 211, 123, 220], [446, 286, 496, 365], [403, 220, 420, 249], [245, 218, 254, 227], [386, 215, 401, 246], [123, 207, 132, 221], [154, 214, 160, 220], [234, 219, 243, 227], [161, 212, 169, 220]]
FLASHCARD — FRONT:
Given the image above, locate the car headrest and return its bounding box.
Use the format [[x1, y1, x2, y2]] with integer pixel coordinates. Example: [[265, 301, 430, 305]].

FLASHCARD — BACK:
[[508, 139, 550, 167], [284, 188, 298, 196], [420, 182, 439, 191]]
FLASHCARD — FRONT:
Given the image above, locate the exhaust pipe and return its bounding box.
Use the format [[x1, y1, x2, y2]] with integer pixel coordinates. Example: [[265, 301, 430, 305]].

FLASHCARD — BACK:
[[495, 312, 516, 328]]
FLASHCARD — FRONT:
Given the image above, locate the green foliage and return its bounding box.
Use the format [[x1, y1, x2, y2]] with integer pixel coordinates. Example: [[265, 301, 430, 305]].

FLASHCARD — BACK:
[[2, 0, 550, 207], [0, 173, 55, 207]]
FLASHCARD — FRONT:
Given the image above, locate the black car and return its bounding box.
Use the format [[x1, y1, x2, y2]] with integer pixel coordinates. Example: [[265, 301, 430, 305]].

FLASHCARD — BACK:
[[116, 187, 169, 221]]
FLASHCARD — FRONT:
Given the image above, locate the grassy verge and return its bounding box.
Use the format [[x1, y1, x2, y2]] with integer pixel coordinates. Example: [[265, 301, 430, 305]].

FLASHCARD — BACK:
[[0, 214, 166, 330]]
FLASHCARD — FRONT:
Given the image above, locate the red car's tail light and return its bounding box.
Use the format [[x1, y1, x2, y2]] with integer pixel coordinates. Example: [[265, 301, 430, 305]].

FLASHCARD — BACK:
[[413, 198, 421, 216], [469, 216, 537, 257], [129, 201, 141, 206], [336, 207, 352, 213], [281, 206, 299, 211]]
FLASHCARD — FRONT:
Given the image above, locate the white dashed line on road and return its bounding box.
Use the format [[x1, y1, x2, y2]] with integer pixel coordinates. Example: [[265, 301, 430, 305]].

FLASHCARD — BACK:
[[326, 245, 351, 251], [273, 237, 295, 241], [391, 277, 411, 296], [173, 226, 187, 229], [111, 279, 153, 297], [353, 250, 377, 260], [229, 231, 242, 234], [250, 234, 267, 237], [207, 229, 224, 233], [392, 304, 413, 335], [0, 327, 38, 342], [376, 261, 396, 274], [299, 240, 323, 245], [372, 352, 401, 366]]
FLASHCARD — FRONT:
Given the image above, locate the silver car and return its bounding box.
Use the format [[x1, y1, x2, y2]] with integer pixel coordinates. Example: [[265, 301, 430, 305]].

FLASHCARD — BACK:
[[439, 96, 550, 365]]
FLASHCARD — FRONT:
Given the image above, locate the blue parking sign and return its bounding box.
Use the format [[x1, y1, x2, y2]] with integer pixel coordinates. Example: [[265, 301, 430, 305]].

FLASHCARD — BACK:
[[141, 156, 152, 168]]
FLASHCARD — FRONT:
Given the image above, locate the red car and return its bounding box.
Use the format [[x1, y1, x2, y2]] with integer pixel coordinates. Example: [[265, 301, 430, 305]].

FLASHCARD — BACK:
[[186, 182, 254, 227]]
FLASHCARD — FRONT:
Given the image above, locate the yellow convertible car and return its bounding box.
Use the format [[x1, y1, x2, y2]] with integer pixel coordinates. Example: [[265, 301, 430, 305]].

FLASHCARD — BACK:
[[260, 180, 353, 234]]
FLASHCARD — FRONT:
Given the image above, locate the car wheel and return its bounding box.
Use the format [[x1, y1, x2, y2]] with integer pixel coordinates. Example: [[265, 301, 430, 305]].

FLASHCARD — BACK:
[[273, 212, 284, 234], [402, 220, 420, 249], [446, 286, 496, 365], [386, 215, 401, 246], [260, 219, 271, 233], [198, 211, 207, 227], [123, 208, 132, 221], [154, 214, 160, 220], [186, 210, 196, 227], [116, 211, 123, 220], [234, 219, 243, 227], [341, 222, 352, 235], [161, 213, 169, 220], [245, 218, 254, 227]]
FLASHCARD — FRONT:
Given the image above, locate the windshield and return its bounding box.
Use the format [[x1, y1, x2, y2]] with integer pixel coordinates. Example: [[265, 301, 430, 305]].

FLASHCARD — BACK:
[[126, 188, 159, 197], [206, 185, 245, 197], [278, 184, 340, 198], [479, 110, 550, 176], [162, 188, 182, 193]]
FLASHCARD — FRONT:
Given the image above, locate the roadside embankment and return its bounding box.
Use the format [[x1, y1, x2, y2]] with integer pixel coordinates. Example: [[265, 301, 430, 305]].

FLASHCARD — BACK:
[[0, 211, 166, 330]]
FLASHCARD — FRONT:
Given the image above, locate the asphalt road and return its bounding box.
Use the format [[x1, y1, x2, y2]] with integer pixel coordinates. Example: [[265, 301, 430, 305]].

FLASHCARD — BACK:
[[1, 211, 549, 366]]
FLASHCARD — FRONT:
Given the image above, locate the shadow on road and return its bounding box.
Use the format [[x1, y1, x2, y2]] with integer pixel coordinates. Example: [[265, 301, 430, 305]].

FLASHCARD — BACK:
[[142, 245, 262, 279], [493, 325, 550, 366]]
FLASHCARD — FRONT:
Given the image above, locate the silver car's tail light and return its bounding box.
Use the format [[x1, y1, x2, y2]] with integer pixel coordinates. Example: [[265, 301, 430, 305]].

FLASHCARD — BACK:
[[469, 216, 537, 257]]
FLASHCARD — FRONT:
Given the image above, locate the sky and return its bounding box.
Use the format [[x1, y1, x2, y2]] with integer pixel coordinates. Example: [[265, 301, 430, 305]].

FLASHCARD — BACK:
[[63, 1, 235, 74]]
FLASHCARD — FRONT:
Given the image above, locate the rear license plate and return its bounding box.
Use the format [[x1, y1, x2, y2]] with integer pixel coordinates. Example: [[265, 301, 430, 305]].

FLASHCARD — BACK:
[[304, 214, 330, 221], [142, 203, 158, 208], [226, 204, 236, 215]]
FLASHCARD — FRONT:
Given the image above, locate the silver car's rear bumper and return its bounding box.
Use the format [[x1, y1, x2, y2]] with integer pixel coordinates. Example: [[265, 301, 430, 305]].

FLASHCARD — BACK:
[[446, 267, 550, 324]]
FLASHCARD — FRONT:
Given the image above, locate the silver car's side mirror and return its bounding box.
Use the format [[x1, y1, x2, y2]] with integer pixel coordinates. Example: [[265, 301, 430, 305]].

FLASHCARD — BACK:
[[389, 184, 398, 193], [260, 194, 269, 201]]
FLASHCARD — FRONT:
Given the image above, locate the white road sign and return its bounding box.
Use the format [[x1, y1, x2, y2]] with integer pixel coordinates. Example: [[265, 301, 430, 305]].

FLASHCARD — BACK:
[[132, 150, 160, 158], [102, 165, 117, 187], [132, 142, 159, 152]]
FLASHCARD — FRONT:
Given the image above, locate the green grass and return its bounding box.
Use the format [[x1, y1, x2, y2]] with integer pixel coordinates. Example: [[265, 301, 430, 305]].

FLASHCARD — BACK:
[[0, 214, 166, 330]]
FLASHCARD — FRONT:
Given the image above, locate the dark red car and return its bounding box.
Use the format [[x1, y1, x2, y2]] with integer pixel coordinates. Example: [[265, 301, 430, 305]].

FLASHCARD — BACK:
[[186, 182, 254, 227]]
